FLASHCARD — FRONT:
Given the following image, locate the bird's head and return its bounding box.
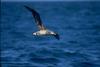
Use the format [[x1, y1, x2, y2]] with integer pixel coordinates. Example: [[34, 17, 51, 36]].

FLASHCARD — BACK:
[[50, 32, 56, 35], [33, 32, 37, 35]]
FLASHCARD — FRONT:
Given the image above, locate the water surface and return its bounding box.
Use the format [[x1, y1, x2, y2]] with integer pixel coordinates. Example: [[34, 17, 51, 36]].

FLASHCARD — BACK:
[[1, 1, 100, 67]]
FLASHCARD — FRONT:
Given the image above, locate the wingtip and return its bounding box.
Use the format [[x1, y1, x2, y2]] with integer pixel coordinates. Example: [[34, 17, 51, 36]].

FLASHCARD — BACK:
[[24, 5, 33, 12], [24, 5, 28, 9], [24, 5, 38, 14], [24, 5, 29, 9], [54, 33, 60, 40]]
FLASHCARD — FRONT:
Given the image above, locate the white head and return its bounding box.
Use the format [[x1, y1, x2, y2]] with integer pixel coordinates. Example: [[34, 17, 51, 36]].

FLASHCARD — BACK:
[[50, 31, 56, 35], [33, 32, 37, 35]]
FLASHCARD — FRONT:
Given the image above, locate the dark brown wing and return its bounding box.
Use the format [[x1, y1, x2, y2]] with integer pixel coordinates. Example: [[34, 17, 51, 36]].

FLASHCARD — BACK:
[[24, 6, 45, 30], [54, 33, 60, 40]]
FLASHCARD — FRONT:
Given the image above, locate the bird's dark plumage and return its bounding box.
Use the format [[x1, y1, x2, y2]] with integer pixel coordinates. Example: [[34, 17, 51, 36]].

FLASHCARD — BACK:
[[24, 6, 45, 30], [24, 5, 60, 40], [54, 34, 60, 40]]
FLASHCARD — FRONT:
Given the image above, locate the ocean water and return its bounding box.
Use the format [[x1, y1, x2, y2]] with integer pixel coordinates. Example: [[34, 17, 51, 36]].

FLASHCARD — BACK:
[[1, 1, 100, 67]]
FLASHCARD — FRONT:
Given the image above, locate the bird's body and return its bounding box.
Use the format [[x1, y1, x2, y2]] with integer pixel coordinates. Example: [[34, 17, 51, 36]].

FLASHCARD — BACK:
[[33, 29, 56, 36], [24, 6, 59, 40]]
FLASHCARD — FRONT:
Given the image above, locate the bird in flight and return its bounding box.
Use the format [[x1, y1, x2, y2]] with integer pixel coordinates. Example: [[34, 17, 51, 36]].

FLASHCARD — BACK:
[[24, 6, 59, 40]]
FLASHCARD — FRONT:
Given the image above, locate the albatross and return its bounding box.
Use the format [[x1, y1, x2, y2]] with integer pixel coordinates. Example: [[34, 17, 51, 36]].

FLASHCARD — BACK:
[[24, 6, 59, 40]]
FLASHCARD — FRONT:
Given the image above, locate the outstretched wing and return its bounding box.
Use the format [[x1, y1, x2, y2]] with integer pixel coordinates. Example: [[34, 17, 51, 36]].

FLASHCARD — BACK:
[[24, 6, 45, 30], [54, 33, 60, 40]]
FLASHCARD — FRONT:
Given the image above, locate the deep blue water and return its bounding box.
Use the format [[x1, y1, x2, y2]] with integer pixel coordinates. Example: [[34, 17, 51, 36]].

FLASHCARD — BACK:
[[1, 1, 100, 67]]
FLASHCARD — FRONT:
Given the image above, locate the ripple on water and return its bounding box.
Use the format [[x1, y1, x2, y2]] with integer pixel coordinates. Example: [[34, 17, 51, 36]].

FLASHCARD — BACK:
[[30, 57, 60, 64], [72, 62, 100, 67]]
